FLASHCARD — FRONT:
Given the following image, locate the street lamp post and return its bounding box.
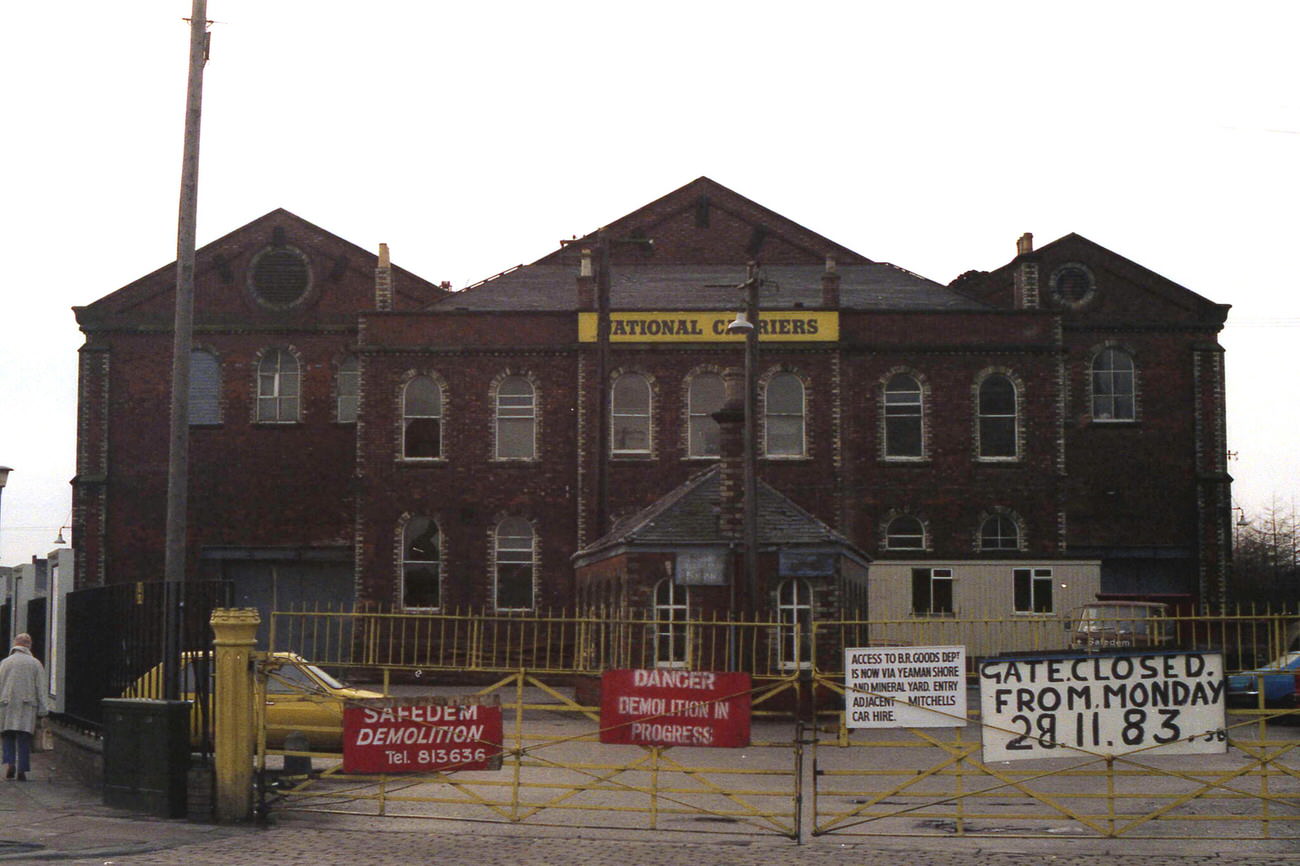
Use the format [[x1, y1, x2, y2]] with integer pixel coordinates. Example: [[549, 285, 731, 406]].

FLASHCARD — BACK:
[[725, 265, 761, 614]]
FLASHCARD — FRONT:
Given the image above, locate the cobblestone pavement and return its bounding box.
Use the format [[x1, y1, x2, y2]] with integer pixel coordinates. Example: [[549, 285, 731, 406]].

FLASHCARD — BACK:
[[40, 826, 1300, 866]]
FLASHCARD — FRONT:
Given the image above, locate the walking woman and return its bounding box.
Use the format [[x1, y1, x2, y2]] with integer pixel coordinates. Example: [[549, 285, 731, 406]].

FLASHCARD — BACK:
[[0, 634, 48, 781]]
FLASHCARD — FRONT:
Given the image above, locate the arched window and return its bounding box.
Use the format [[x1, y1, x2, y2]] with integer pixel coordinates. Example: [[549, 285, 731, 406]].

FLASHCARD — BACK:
[[883, 373, 923, 458], [188, 349, 221, 425], [652, 578, 689, 668], [777, 579, 813, 670], [495, 517, 535, 610], [495, 377, 536, 460], [979, 514, 1020, 551], [401, 517, 441, 609], [687, 373, 725, 458], [977, 374, 1017, 458], [886, 515, 926, 550], [257, 349, 300, 423], [764, 372, 805, 457], [337, 355, 359, 423], [402, 376, 442, 459], [1091, 348, 1135, 421], [611, 373, 651, 454]]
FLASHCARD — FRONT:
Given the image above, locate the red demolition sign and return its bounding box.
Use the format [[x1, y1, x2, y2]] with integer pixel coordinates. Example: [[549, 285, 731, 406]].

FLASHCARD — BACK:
[[343, 696, 503, 774], [600, 669, 751, 747]]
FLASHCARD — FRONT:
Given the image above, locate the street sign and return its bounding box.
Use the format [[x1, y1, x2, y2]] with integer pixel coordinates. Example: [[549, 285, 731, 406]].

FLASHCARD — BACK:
[[979, 651, 1228, 761], [343, 696, 503, 773], [600, 669, 751, 747]]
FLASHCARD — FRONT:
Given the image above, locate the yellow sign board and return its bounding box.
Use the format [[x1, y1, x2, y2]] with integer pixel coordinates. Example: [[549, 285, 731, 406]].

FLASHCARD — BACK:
[[578, 311, 838, 343]]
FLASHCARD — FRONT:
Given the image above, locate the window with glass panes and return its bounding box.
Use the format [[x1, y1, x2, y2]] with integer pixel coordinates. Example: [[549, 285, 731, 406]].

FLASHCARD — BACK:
[[1013, 567, 1053, 613], [495, 377, 536, 459], [1091, 348, 1135, 421], [977, 374, 1017, 458], [687, 373, 725, 458], [884, 373, 923, 458], [257, 349, 300, 423], [403, 377, 442, 459], [337, 356, 359, 423], [495, 518, 535, 609], [611, 374, 651, 454], [911, 568, 953, 615], [980, 514, 1020, 551], [764, 372, 805, 457]]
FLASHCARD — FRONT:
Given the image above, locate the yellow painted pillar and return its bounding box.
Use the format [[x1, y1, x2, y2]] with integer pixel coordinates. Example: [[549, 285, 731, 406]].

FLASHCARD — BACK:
[[211, 608, 260, 823]]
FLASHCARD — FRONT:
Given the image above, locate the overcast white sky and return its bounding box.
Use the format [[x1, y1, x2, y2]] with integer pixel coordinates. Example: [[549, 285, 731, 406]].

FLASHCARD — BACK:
[[1, 1, 1297, 567]]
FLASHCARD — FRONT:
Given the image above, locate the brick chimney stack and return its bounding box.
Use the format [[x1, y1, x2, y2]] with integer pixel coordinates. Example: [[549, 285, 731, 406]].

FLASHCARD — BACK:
[[821, 255, 841, 307], [576, 248, 596, 310], [713, 367, 746, 539], [1013, 233, 1039, 309], [375, 243, 393, 311]]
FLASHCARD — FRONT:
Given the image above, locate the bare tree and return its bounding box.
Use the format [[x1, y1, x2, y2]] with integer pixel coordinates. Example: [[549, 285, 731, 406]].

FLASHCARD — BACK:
[[1232, 498, 1299, 609]]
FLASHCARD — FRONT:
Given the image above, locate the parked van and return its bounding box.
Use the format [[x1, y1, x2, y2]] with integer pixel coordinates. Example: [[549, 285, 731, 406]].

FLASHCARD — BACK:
[[1068, 601, 1172, 651]]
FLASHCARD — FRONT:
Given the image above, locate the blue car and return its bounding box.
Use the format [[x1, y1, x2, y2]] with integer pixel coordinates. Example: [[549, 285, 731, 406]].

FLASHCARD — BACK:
[[1226, 650, 1300, 709]]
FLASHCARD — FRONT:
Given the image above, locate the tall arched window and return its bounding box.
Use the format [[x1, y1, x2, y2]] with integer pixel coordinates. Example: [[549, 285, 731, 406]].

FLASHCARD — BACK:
[[401, 517, 441, 609], [886, 515, 926, 550], [495, 377, 536, 460], [764, 372, 805, 457], [979, 514, 1020, 551], [611, 373, 651, 454], [883, 373, 923, 458], [777, 579, 813, 670], [257, 349, 300, 423], [977, 374, 1017, 458], [687, 373, 725, 458], [189, 349, 221, 425], [1091, 348, 1135, 421], [495, 517, 535, 610], [652, 578, 689, 668], [403, 376, 442, 459], [337, 355, 359, 423]]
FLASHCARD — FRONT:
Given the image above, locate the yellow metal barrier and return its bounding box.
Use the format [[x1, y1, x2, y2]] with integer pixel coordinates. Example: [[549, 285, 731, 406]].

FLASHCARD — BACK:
[[252, 607, 1298, 840]]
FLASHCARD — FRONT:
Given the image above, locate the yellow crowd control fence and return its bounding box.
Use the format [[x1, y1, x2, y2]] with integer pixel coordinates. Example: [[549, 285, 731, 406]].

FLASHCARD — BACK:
[[257, 606, 1298, 841]]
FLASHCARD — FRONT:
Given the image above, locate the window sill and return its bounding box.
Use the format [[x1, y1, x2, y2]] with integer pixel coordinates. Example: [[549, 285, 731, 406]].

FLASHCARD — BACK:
[[762, 455, 812, 462], [398, 458, 447, 466], [610, 454, 655, 462], [880, 456, 930, 465], [974, 457, 1021, 464], [253, 420, 301, 426], [1089, 419, 1138, 426]]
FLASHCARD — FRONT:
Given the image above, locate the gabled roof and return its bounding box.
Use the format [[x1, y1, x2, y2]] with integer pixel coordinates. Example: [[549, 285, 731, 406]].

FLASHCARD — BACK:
[[573, 465, 869, 567], [950, 232, 1229, 323], [76, 208, 445, 329], [437, 177, 985, 313]]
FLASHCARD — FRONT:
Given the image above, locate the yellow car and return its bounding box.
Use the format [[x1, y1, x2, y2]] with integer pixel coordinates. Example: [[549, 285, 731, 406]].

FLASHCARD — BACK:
[[125, 652, 382, 750]]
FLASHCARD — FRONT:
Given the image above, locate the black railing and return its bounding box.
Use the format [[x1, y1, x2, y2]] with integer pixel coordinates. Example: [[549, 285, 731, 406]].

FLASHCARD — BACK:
[[63, 580, 231, 731]]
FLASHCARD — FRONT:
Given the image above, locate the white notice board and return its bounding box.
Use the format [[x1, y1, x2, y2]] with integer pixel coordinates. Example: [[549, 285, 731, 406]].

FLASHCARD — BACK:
[[978, 651, 1228, 762], [844, 646, 967, 728]]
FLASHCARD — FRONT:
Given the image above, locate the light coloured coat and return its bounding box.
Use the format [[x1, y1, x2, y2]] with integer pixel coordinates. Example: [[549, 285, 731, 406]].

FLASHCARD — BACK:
[[0, 647, 48, 733]]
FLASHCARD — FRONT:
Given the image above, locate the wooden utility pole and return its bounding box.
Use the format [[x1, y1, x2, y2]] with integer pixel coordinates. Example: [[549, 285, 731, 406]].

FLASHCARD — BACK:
[[163, 0, 210, 700]]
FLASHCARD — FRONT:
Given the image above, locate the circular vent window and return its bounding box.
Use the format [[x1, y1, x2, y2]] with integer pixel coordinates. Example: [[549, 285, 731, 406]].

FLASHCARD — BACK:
[[1050, 264, 1094, 307], [250, 247, 311, 308]]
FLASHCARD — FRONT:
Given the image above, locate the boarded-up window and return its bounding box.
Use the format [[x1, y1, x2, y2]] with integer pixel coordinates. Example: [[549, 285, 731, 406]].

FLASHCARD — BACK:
[[188, 350, 221, 425]]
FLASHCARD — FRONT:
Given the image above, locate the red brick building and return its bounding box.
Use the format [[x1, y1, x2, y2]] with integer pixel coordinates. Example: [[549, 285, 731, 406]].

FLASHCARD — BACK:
[[72, 178, 1232, 632]]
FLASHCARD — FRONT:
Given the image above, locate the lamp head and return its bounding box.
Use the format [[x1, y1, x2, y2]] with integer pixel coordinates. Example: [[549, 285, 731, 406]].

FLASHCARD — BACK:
[[725, 311, 754, 335], [0, 466, 11, 489]]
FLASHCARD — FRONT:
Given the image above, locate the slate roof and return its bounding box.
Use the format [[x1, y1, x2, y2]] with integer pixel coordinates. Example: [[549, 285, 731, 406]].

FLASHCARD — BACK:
[[574, 465, 869, 566], [436, 263, 985, 313]]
